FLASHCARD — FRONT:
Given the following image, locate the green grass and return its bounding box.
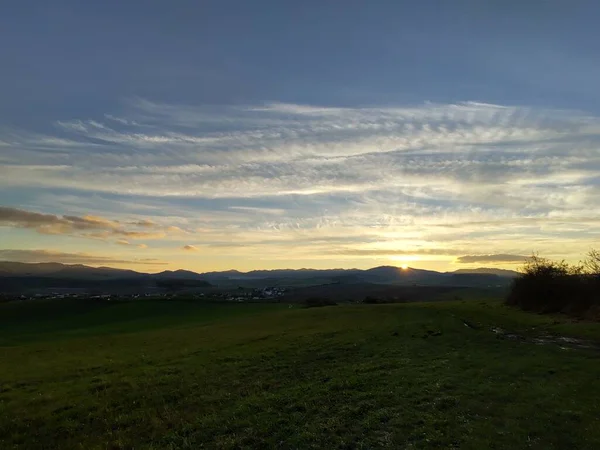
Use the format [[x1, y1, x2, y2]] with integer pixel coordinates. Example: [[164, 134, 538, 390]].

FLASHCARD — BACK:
[[1, 298, 600, 449], [0, 298, 284, 345]]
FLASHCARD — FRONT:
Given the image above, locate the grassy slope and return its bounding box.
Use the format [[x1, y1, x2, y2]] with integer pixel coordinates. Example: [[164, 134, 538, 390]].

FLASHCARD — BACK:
[[0, 298, 283, 345], [1, 299, 600, 449]]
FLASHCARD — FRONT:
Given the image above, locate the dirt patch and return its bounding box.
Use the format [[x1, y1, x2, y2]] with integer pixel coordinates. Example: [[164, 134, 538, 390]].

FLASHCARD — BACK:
[[489, 326, 600, 351], [462, 320, 480, 330]]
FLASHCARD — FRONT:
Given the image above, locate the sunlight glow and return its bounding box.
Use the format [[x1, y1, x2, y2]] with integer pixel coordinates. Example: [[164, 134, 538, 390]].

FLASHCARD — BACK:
[[389, 255, 420, 262]]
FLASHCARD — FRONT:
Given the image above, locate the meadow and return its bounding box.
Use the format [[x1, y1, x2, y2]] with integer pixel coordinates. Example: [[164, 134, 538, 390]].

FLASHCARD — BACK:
[[1, 297, 600, 449]]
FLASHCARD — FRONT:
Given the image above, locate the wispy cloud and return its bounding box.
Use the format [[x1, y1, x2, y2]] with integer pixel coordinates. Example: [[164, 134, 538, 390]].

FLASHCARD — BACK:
[[104, 114, 140, 126], [182, 245, 198, 252], [2, 101, 599, 204], [0, 249, 166, 265], [0, 206, 119, 234], [328, 248, 466, 257], [1, 206, 170, 241], [456, 254, 529, 264], [2, 99, 600, 269], [128, 219, 157, 227]]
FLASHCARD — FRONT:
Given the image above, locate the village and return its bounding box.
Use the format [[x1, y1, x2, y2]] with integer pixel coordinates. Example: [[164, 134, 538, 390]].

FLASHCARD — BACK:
[[0, 286, 288, 303]]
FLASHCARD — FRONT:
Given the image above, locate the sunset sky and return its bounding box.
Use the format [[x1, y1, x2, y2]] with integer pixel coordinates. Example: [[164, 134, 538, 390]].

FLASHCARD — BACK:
[[2, 1, 600, 272]]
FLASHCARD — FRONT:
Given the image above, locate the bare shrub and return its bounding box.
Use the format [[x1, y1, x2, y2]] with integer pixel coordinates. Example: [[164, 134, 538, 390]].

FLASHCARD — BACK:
[[506, 252, 600, 316]]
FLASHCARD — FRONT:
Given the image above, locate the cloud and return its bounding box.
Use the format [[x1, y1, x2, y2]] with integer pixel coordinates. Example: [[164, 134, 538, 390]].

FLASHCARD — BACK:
[[104, 114, 140, 126], [116, 239, 130, 246], [0, 206, 119, 235], [0, 249, 166, 265], [228, 206, 286, 215], [166, 226, 186, 234], [328, 248, 465, 257], [456, 254, 529, 264], [115, 230, 166, 239], [182, 245, 198, 252], [4, 100, 600, 202], [128, 219, 157, 228], [2, 100, 600, 268], [0, 206, 170, 241]]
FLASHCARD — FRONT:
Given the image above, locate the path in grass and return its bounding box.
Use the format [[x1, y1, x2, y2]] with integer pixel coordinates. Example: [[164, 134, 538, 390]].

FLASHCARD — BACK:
[[1, 300, 600, 449]]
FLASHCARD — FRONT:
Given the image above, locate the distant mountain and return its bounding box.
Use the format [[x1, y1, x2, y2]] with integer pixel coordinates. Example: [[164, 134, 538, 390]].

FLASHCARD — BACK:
[[0, 261, 142, 279], [155, 269, 206, 280], [451, 268, 519, 278], [363, 266, 440, 282], [0, 261, 67, 276], [199, 269, 245, 281], [247, 268, 354, 279], [0, 261, 518, 294], [0, 262, 213, 294]]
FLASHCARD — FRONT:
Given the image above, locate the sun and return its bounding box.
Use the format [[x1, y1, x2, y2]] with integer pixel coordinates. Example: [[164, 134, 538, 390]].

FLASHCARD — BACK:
[[401, 264, 408, 270]]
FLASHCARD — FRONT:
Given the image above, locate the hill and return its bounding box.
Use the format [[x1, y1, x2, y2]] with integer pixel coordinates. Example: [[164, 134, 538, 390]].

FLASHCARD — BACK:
[[0, 261, 143, 279], [155, 269, 207, 280], [1, 298, 599, 448], [0, 262, 212, 294], [0, 262, 517, 294]]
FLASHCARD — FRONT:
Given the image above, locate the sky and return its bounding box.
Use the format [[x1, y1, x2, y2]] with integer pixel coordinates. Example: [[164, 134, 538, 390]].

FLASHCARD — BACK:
[[1, 1, 600, 273]]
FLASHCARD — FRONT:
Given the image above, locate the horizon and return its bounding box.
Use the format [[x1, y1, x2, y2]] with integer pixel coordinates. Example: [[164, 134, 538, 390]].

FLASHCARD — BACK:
[[2, 2, 600, 273], [0, 259, 520, 275]]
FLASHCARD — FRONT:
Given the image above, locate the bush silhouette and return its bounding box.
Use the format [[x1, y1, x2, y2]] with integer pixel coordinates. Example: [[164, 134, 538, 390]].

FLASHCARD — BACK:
[[506, 252, 600, 316]]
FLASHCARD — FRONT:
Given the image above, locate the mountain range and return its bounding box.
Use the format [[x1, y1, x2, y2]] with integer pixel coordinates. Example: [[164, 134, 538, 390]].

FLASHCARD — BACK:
[[0, 261, 518, 293]]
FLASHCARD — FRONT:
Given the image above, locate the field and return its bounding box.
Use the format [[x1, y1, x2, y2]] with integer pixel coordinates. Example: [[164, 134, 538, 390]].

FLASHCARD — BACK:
[[1, 297, 600, 449]]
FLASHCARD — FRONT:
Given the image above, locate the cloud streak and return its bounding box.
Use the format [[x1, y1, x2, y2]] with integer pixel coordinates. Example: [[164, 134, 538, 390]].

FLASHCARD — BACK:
[[1, 99, 600, 269], [0, 249, 166, 265], [0, 206, 119, 234], [0, 206, 169, 241], [456, 254, 529, 264], [3, 101, 600, 205]]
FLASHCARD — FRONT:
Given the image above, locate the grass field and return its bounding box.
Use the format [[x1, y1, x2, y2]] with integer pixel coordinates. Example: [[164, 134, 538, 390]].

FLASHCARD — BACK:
[[1, 298, 600, 449]]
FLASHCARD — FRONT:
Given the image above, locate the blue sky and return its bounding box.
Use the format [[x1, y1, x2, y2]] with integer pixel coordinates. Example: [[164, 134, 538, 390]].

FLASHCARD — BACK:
[[1, 1, 600, 271]]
